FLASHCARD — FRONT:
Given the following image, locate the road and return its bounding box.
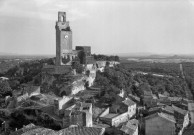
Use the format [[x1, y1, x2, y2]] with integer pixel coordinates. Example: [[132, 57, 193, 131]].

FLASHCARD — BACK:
[[180, 63, 194, 124], [180, 63, 193, 100]]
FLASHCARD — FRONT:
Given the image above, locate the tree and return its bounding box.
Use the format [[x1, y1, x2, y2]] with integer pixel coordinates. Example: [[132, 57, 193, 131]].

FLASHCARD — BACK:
[[71, 61, 84, 74], [0, 80, 12, 97]]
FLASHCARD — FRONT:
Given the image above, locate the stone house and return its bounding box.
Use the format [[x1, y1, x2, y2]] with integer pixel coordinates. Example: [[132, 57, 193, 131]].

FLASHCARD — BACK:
[[99, 99, 136, 127], [99, 108, 129, 127], [142, 90, 156, 107], [54, 96, 73, 115], [71, 80, 85, 95], [16, 85, 40, 102], [96, 61, 106, 68], [109, 61, 120, 67], [97, 67, 105, 72], [123, 98, 137, 118], [60, 77, 85, 96], [172, 105, 189, 135], [145, 112, 176, 135], [63, 102, 93, 128], [120, 119, 138, 135]]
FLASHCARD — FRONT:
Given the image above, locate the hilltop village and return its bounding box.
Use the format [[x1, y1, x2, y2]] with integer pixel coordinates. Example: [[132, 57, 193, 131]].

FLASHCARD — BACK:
[[0, 12, 194, 135]]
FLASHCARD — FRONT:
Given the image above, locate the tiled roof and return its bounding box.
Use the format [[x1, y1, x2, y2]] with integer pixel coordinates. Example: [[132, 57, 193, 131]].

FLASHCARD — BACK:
[[10, 124, 56, 135], [123, 98, 136, 106], [121, 119, 138, 135], [168, 97, 182, 102], [159, 112, 176, 123], [102, 113, 119, 119], [121, 125, 135, 135], [162, 105, 174, 114], [12, 125, 105, 135], [172, 105, 188, 116], [57, 126, 105, 135], [145, 112, 176, 123]]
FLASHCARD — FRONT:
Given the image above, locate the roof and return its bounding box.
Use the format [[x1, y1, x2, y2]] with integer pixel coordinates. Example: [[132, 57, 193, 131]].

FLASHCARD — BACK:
[[10, 123, 56, 135], [162, 105, 174, 114], [121, 125, 136, 135], [57, 126, 105, 135], [12, 125, 105, 135], [24, 85, 40, 95], [67, 102, 92, 112], [168, 97, 182, 102], [102, 113, 119, 119], [93, 123, 110, 128], [121, 119, 138, 135], [145, 112, 176, 123], [172, 105, 188, 116], [148, 107, 161, 112], [123, 98, 136, 106]]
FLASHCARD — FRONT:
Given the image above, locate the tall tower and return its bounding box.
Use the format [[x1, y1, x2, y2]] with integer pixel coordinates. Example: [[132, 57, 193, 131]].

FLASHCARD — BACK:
[[55, 12, 72, 65]]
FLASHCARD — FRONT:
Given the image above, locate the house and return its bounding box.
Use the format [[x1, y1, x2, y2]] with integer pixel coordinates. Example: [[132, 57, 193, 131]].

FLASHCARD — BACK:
[[99, 98, 136, 127], [109, 61, 120, 67], [71, 79, 85, 95], [158, 94, 171, 106], [84, 76, 95, 87], [118, 89, 125, 98], [10, 123, 55, 135], [120, 119, 138, 135], [57, 126, 105, 135], [17, 85, 41, 102], [96, 61, 106, 68], [142, 90, 155, 107], [188, 102, 194, 124], [11, 124, 105, 135], [161, 105, 174, 115], [123, 98, 136, 118], [22, 84, 40, 97], [63, 102, 93, 128], [54, 96, 73, 115], [128, 94, 140, 103], [99, 110, 129, 127], [17, 92, 29, 102], [172, 105, 189, 134], [97, 67, 105, 72], [145, 112, 176, 135], [148, 107, 162, 115]]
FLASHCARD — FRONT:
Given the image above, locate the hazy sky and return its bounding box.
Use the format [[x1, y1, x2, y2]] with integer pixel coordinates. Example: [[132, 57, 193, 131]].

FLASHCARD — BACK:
[[1, 0, 194, 55]]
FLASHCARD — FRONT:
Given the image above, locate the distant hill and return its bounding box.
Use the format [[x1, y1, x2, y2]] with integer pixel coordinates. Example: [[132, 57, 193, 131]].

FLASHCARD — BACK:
[[0, 52, 19, 56], [114, 52, 153, 57]]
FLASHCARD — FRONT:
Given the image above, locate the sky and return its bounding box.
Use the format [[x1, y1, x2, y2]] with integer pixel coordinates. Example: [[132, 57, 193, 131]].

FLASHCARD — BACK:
[[0, 0, 194, 55]]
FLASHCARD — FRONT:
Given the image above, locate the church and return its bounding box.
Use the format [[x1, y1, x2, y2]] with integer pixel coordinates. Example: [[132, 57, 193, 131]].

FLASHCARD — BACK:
[[42, 11, 95, 75]]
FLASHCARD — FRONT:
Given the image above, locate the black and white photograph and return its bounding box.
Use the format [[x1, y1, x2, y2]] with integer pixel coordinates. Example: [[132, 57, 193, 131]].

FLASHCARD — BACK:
[[0, 0, 194, 135]]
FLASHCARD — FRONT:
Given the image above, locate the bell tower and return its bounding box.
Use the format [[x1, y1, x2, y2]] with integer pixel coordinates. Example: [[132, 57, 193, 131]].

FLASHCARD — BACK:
[[55, 12, 72, 65]]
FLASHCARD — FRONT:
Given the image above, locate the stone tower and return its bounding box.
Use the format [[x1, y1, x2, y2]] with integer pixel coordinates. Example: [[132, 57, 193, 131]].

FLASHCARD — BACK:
[[55, 12, 72, 65]]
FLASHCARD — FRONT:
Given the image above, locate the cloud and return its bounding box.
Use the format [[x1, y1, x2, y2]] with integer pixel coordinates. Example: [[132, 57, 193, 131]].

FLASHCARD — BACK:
[[0, 0, 90, 21]]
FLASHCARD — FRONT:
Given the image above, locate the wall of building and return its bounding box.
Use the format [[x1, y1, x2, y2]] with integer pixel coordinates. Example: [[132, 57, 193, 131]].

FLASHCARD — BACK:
[[112, 112, 129, 127], [71, 82, 85, 95], [58, 96, 73, 110], [100, 108, 110, 117], [128, 104, 136, 118], [145, 117, 175, 135], [183, 113, 189, 129]]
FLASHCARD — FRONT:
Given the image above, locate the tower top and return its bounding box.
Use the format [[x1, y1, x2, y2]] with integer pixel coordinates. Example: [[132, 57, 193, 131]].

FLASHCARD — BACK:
[[58, 12, 66, 22]]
